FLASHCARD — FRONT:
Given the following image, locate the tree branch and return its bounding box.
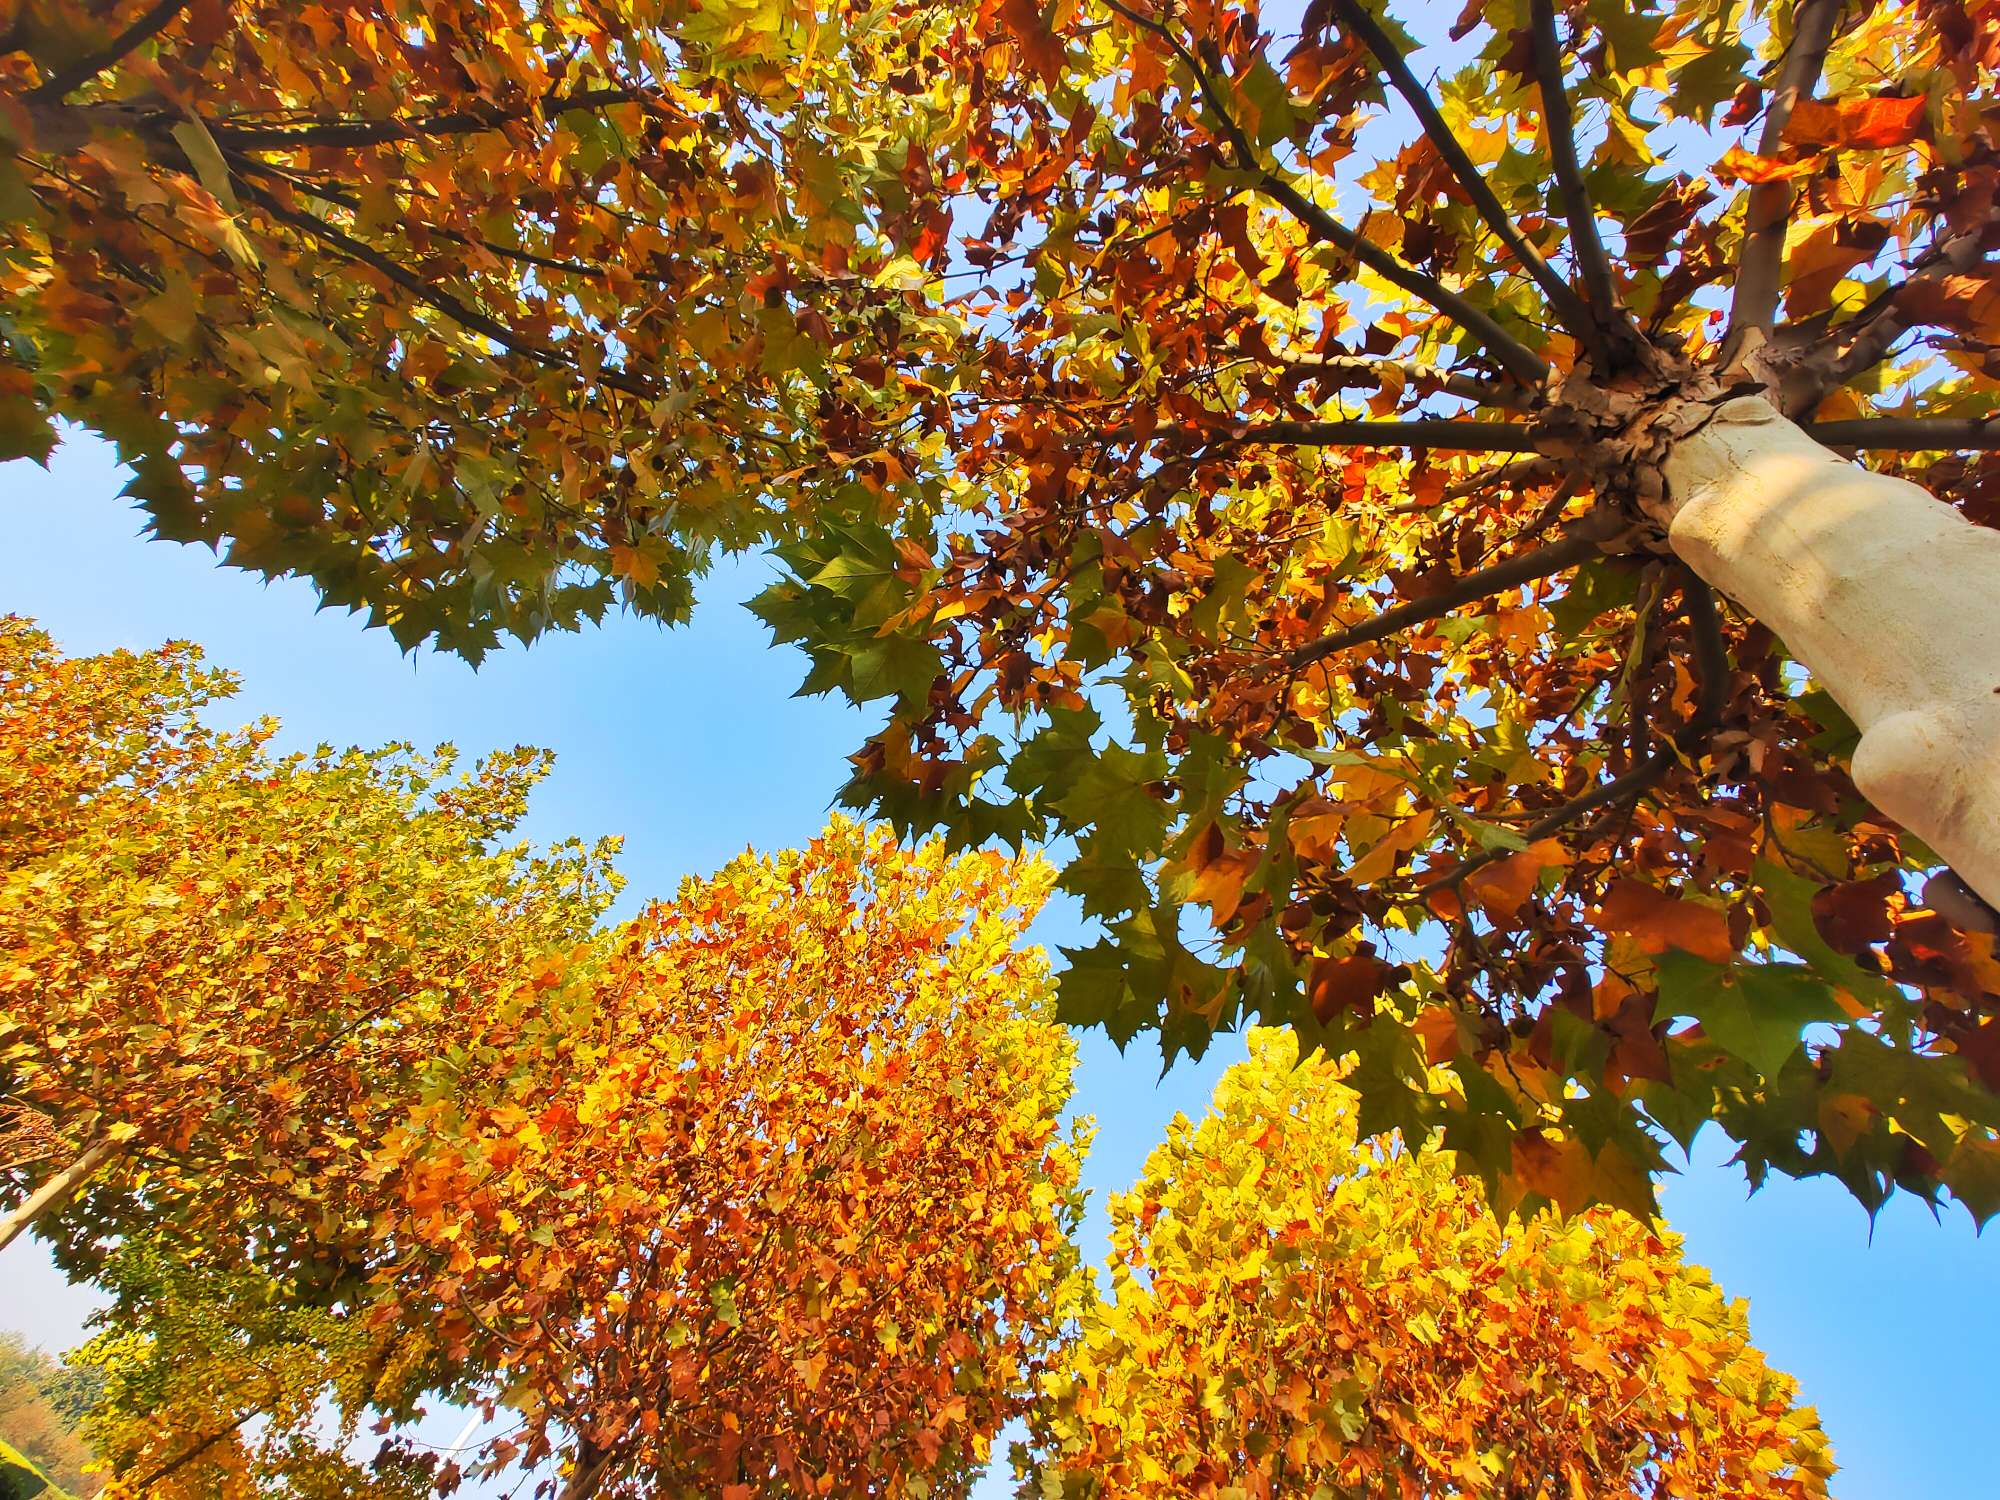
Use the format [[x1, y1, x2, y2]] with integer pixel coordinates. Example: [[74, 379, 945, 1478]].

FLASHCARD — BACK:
[[207, 85, 652, 149], [1271, 351, 1531, 409], [1420, 574, 1729, 891], [1184, 418, 1540, 452], [27, 0, 189, 101], [227, 154, 604, 279], [1528, 0, 1622, 331], [1804, 417, 2000, 450], [1100, 0, 1549, 388], [239, 181, 656, 400], [128, 1410, 255, 1491], [1728, 0, 1844, 338], [1281, 508, 1623, 671], [1330, 0, 1604, 359], [1442, 456, 1559, 500], [1247, 170, 1551, 389], [1814, 231, 1989, 396]]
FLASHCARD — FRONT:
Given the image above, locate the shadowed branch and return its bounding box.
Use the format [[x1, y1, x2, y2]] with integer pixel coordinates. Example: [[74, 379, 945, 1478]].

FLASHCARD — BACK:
[[1528, 0, 1622, 333], [1101, 0, 1550, 389], [208, 86, 654, 149], [1281, 508, 1625, 671], [1814, 232, 1991, 397], [1271, 352, 1532, 409], [1183, 419, 1540, 452], [27, 0, 190, 101], [1420, 575, 1730, 892], [240, 180, 657, 400], [1805, 417, 2000, 450]]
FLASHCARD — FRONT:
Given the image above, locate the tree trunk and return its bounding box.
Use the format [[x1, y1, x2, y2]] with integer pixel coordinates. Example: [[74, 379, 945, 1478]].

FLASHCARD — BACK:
[[0, 1136, 118, 1254], [1659, 395, 2000, 907]]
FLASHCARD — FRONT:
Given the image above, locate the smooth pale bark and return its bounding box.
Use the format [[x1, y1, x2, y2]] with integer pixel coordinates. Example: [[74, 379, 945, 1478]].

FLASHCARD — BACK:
[[0, 1135, 118, 1253], [1660, 395, 2000, 908]]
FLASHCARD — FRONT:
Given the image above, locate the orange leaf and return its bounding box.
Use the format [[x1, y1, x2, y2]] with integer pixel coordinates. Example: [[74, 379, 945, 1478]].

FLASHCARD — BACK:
[[1782, 217, 1889, 314], [1596, 880, 1736, 964], [1511, 1130, 1593, 1215], [1463, 838, 1569, 924], [1715, 144, 1815, 184], [1782, 93, 1929, 152]]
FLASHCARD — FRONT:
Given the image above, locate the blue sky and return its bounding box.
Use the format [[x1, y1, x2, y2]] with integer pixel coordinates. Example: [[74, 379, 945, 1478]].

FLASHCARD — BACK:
[[4, 432, 1996, 1497]]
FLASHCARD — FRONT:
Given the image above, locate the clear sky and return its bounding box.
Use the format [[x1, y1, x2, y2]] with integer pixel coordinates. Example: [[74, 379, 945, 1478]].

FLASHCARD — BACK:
[[3, 431, 1995, 1498]]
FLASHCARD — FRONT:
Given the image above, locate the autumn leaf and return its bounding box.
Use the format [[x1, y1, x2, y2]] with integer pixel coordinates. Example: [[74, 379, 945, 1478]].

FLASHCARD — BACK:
[[1782, 93, 1930, 151], [1597, 879, 1736, 964], [1716, 144, 1818, 184], [16, 0, 2000, 1227], [1307, 948, 1400, 1023], [998, 0, 1066, 83]]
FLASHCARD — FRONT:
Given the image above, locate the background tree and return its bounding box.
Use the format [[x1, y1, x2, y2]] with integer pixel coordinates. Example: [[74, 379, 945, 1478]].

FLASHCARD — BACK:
[[0, 623, 1086, 1500], [0, 613, 618, 1263], [65, 1234, 440, 1500], [0, 1331, 99, 1497], [361, 819, 1087, 1500], [759, 0, 2000, 1221], [1023, 1028, 1836, 1499]]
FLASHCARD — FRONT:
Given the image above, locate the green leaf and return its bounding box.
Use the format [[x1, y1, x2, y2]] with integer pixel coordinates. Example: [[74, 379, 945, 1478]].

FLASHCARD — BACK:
[[1655, 953, 1844, 1079], [1754, 860, 1902, 1015], [0, 388, 56, 466]]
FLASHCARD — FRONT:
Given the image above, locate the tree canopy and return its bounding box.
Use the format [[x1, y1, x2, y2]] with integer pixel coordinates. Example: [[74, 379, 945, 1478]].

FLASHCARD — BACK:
[[0, 625, 1084, 1500], [1, 0, 964, 655], [361, 821, 1086, 1499], [0, 613, 616, 1269], [6, 1, 2000, 1222], [1025, 1029, 1836, 1499]]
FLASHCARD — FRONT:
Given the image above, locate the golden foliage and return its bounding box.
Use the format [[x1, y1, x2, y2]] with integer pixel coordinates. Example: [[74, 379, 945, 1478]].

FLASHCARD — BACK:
[[1026, 1031, 1836, 1500]]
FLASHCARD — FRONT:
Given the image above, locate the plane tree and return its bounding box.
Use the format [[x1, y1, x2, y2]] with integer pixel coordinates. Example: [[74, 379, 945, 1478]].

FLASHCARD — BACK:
[[8, 1, 2000, 1218], [761, 0, 2000, 1218]]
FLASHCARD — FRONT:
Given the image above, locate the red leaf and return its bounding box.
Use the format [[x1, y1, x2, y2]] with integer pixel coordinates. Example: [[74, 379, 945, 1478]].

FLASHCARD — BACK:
[[1308, 948, 1400, 1024]]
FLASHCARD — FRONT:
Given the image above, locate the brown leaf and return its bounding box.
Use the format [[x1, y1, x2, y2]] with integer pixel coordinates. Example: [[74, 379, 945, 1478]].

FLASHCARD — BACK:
[[1308, 948, 1399, 1024], [1810, 870, 1902, 954], [1596, 880, 1736, 964]]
